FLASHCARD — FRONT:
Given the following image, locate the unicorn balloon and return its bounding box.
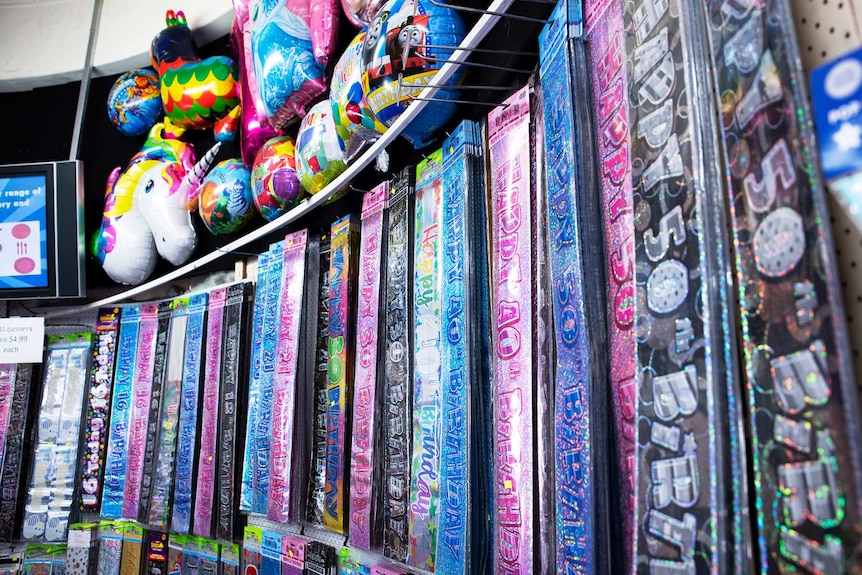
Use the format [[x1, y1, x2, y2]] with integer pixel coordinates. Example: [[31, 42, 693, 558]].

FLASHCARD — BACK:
[[92, 123, 220, 285]]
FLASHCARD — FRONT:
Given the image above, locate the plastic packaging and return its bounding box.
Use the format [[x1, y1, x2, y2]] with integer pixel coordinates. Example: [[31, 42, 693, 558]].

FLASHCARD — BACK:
[[23, 334, 92, 543], [583, 1, 636, 569], [241, 254, 269, 513], [409, 149, 444, 571], [193, 287, 227, 537], [79, 308, 121, 512], [171, 292, 208, 534], [102, 305, 141, 519], [307, 237, 331, 525], [122, 302, 159, 520], [138, 301, 173, 524], [624, 0, 746, 571], [348, 182, 388, 550], [96, 521, 125, 575], [486, 86, 535, 575], [381, 168, 414, 563], [268, 231, 309, 524], [436, 122, 481, 575], [217, 282, 252, 540], [148, 299, 189, 529], [705, 0, 862, 570], [254, 242, 285, 515], [0, 365, 33, 542], [325, 215, 360, 534]]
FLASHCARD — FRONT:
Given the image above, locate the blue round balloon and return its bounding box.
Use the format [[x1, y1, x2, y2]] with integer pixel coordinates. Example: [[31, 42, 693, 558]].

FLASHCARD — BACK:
[[107, 69, 163, 137], [361, 0, 466, 149]]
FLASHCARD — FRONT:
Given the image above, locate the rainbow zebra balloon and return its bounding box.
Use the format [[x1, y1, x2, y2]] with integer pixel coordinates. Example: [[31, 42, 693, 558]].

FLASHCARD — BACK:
[[150, 10, 241, 141], [92, 123, 220, 285]]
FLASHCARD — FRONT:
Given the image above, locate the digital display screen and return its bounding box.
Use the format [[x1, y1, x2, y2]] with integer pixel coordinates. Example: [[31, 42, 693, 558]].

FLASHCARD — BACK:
[[0, 174, 48, 290]]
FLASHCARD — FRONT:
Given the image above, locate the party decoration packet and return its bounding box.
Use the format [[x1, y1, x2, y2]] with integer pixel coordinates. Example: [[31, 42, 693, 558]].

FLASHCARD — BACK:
[[268, 232, 309, 525], [171, 292, 208, 534], [122, 302, 159, 520], [307, 236, 331, 526], [409, 148, 444, 571], [624, 0, 748, 572], [381, 168, 414, 563], [147, 298, 189, 530], [348, 182, 388, 551], [255, 241, 285, 516], [102, 304, 141, 519], [217, 282, 252, 540], [79, 307, 121, 513], [240, 253, 269, 513], [193, 286, 228, 537], [704, 0, 862, 571], [137, 301, 173, 524], [325, 214, 360, 534]]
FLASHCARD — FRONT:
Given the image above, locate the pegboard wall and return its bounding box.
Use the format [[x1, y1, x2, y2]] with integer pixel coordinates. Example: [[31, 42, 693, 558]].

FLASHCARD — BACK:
[[790, 0, 862, 386]]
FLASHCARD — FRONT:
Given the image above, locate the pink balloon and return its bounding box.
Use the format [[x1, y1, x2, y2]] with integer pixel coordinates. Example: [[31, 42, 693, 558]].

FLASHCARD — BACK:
[[232, 12, 280, 165], [340, 0, 386, 28], [312, 0, 341, 67]]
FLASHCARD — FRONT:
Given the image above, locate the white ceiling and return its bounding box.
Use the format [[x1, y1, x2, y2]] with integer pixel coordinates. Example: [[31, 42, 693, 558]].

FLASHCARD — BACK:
[[0, 0, 233, 92]]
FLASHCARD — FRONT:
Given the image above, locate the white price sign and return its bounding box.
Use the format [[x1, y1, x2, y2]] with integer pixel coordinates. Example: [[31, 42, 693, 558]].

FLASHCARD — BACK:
[[0, 317, 44, 363]]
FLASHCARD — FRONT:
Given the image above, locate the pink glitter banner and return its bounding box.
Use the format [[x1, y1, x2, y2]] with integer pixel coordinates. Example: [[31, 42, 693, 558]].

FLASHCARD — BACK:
[[586, 0, 636, 568], [193, 286, 227, 537], [267, 230, 308, 524], [122, 302, 159, 519], [348, 182, 388, 550], [487, 85, 534, 575]]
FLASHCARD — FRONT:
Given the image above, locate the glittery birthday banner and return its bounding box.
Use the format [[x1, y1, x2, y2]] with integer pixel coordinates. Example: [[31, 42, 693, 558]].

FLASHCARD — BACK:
[[0, 365, 15, 484], [584, 1, 636, 569], [268, 231, 308, 524], [138, 300, 173, 524], [148, 298, 189, 530], [348, 182, 387, 551], [705, 0, 862, 570], [255, 242, 284, 515], [409, 148, 444, 572], [171, 292, 208, 534], [437, 122, 476, 575], [382, 168, 414, 563], [241, 253, 269, 513], [307, 237, 331, 526], [122, 302, 159, 520], [0, 365, 31, 542], [218, 282, 251, 540], [487, 86, 534, 575], [101, 304, 141, 519], [79, 308, 121, 513], [625, 0, 742, 571], [325, 214, 359, 534], [194, 286, 227, 537]]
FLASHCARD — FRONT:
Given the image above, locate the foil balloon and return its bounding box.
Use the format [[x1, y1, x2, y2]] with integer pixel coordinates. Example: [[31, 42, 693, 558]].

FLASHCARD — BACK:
[[251, 136, 303, 220], [198, 159, 256, 235], [92, 123, 220, 285], [341, 0, 386, 28], [330, 32, 386, 162], [150, 10, 241, 141], [295, 100, 347, 194], [250, 0, 340, 129], [232, 3, 281, 165], [361, 0, 466, 149], [107, 68, 163, 137]]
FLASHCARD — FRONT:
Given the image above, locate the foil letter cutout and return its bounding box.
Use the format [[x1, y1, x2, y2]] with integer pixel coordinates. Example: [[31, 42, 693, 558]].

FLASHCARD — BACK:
[[743, 139, 795, 213]]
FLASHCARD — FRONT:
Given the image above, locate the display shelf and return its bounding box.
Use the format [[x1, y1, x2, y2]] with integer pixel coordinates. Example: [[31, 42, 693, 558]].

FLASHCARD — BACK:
[[45, 0, 518, 319], [790, 0, 862, 391]]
